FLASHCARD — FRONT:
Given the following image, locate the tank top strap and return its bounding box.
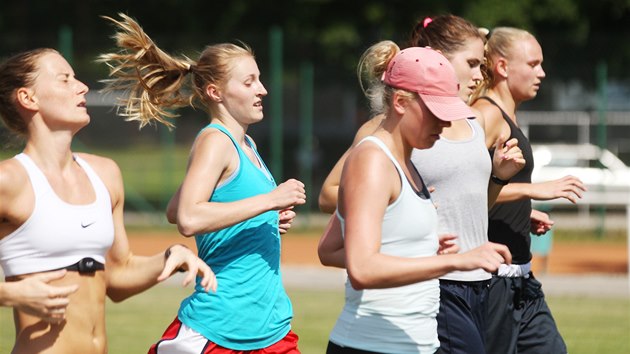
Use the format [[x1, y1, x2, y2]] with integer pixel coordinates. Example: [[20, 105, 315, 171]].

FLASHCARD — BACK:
[[357, 136, 430, 198], [244, 134, 274, 182], [72, 155, 112, 205], [201, 123, 242, 153], [469, 117, 485, 137], [201, 123, 274, 183], [14, 153, 52, 195], [357, 136, 405, 176], [477, 96, 518, 130]]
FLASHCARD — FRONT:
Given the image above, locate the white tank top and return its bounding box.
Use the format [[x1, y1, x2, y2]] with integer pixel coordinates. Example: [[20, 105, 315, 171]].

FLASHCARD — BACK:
[[330, 136, 440, 354], [0, 153, 114, 277]]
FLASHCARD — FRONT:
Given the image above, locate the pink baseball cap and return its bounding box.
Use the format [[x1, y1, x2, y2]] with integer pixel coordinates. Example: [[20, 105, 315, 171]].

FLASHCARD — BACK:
[[383, 47, 473, 121]]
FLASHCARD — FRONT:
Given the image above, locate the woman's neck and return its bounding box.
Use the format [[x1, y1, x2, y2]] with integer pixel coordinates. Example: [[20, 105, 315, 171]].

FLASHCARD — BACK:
[[209, 117, 247, 143], [21, 114, 78, 170], [378, 116, 412, 163], [486, 87, 518, 122], [23, 136, 75, 172]]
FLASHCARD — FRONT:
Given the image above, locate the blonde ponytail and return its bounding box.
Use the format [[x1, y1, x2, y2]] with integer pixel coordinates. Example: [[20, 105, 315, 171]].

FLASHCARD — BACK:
[[98, 13, 195, 128]]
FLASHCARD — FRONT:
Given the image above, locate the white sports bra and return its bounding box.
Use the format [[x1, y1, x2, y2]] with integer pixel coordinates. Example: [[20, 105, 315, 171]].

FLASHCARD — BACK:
[[0, 153, 114, 277]]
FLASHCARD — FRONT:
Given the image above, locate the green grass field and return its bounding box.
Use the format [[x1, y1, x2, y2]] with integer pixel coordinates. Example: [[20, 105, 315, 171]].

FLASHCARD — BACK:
[[1, 285, 628, 353]]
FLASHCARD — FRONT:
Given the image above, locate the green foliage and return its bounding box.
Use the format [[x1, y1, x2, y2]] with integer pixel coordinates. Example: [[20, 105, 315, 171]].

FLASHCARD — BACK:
[[465, 0, 534, 29], [464, 0, 580, 31], [4, 0, 627, 83]]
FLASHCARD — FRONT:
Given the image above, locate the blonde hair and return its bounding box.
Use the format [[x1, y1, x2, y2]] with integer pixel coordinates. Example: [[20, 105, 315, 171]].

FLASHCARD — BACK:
[[99, 13, 253, 128], [471, 27, 533, 102], [357, 40, 415, 115]]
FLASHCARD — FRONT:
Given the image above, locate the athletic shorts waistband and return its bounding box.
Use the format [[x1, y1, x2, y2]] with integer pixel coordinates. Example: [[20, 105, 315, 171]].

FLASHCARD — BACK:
[[496, 262, 531, 278]]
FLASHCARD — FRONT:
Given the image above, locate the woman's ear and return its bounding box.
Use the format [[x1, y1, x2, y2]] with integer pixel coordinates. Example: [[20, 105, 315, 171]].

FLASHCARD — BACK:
[[205, 84, 222, 103], [16, 88, 38, 111], [392, 92, 407, 115], [496, 58, 509, 79]]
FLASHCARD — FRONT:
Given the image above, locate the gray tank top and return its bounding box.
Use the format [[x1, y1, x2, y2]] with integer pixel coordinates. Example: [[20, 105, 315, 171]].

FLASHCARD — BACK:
[[411, 119, 492, 281]]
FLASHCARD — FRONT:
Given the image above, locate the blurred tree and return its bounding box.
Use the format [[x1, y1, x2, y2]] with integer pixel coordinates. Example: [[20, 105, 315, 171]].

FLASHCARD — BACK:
[[0, 0, 628, 101]]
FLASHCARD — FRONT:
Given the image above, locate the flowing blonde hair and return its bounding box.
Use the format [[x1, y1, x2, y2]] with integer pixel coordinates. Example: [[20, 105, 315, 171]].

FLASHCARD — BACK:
[[99, 13, 253, 128]]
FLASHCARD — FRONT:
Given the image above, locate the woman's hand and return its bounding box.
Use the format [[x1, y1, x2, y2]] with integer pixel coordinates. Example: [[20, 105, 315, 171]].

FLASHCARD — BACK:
[[3, 270, 79, 324], [269, 179, 306, 210], [491, 136, 525, 181], [457, 242, 512, 273], [157, 244, 217, 293], [531, 176, 587, 203], [437, 234, 459, 255], [530, 209, 554, 235], [279, 207, 296, 234]]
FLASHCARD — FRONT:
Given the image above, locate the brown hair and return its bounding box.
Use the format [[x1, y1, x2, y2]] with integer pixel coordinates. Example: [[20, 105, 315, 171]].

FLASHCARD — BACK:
[[98, 13, 254, 128], [408, 14, 484, 61], [361, 15, 485, 115], [0, 48, 58, 136]]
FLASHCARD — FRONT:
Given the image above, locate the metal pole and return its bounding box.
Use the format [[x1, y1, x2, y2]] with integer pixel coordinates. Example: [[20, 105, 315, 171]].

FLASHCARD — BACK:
[[160, 122, 175, 221], [596, 61, 608, 238], [627, 200, 630, 296], [299, 62, 314, 224], [58, 25, 73, 65], [597, 61, 608, 150], [269, 26, 283, 181]]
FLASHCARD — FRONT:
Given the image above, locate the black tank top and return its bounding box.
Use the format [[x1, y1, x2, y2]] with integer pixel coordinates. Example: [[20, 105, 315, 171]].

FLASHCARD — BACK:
[[480, 97, 534, 264]]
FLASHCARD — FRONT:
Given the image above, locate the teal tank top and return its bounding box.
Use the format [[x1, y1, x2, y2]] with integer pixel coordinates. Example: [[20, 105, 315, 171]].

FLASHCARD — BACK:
[[178, 124, 293, 350]]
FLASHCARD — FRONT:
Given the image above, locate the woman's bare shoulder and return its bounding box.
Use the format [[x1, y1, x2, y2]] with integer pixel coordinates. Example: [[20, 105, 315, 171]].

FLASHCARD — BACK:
[[0, 158, 28, 193], [74, 153, 123, 192], [352, 114, 386, 145], [75, 153, 120, 174]]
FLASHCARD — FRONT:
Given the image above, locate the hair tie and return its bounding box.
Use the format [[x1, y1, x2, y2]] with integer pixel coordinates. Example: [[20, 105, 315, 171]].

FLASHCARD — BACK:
[[478, 27, 490, 39], [186, 63, 194, 74], [423, 17, 433, 28]]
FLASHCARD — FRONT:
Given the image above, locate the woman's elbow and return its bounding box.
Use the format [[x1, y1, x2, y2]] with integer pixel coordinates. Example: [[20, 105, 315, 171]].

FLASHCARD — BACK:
[[318, 249, 335, 267], [176, 215, 199, 237], [317, 247, 328, 265], [346, 267, 374, 290], [318, 192, 336, 214], [166, 210, 177, 224], [318, 249, 346, 269], [347, 274, 369, 290], [106, 288, 131, 303]]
